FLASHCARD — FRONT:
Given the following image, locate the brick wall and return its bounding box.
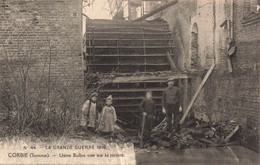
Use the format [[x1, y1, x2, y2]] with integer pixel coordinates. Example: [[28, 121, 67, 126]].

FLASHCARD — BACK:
[[196, 0, 260, 151], [0, 0, 84, 97], [204, 0, 260, 151]]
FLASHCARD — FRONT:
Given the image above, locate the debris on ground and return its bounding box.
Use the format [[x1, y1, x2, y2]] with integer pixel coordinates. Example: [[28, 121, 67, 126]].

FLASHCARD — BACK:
[[70, 110, 240, 151], [114, 110, 240, 151]]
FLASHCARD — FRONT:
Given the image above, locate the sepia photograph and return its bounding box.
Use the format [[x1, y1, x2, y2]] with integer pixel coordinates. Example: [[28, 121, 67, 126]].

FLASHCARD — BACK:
[[0, 0, 259, 164]]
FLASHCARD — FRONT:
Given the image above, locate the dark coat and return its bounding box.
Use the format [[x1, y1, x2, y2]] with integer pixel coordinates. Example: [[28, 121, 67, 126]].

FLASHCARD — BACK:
[[140, 98, 156, 115], [162, 86, 181, 108]]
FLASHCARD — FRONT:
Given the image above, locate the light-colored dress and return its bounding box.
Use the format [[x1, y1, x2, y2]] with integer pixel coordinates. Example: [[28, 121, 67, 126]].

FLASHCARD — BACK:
[[80, 100, 98, 128], [98, 105, 117, 132]]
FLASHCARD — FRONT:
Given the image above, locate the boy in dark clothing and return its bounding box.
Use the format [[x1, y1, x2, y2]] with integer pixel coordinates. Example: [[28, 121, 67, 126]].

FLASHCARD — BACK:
[[140, 91, 156, 137], [162, 78, 182, 132]]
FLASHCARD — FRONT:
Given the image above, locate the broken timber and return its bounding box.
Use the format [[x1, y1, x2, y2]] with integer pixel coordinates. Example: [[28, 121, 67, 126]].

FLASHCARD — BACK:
[[100, 72, 188, 84], [166, 52, 177, 70], [140, 113, 146, 148], [180, 63, 216, 124], [225, 125, 239, 141]]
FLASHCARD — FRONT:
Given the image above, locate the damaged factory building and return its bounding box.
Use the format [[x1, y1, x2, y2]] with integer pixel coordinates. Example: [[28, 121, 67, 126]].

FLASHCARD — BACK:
[[0, 0, 259, 164]]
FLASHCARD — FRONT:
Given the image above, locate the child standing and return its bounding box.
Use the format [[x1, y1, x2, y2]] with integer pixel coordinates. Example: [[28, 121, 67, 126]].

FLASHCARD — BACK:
[[98, 95, 117, 137], [80, 92, 102, 132], [140, 91, 156, 137]]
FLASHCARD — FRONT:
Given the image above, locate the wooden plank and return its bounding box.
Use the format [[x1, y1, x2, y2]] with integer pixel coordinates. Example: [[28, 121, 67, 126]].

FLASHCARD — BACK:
[[87, 26, 170, 32], [198, 138, 217, 145], [135, 0, 178, 21], [166, 52, 177, 70], [101, 74, 188, 84], [140, 113, 146, 148], [100, 88, 164, 92], [116, 109, 141, 113], [225, 125, 239, 141], [113, 96, 161, 100], [210, 141, 239, 147], [183, 78, 189, 113], [87, 23, 164, 27], [180, 63, 216, 124], [87, 20, 165, 26], [87, 22, 165, 26], [176, 30, 188, 69], [115, 104, 161, 107], [178, 78, 183, 107]]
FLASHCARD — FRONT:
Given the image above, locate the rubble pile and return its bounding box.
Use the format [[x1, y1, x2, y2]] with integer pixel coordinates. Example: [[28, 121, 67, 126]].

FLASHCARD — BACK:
[[114, 111, 240, 150], [148, 121, 239, 150], [72, 110, 240, 151]]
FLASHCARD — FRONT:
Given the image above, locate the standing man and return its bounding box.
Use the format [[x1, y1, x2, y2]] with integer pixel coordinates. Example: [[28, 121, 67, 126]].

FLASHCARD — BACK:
[[162, 78, 182, 132]]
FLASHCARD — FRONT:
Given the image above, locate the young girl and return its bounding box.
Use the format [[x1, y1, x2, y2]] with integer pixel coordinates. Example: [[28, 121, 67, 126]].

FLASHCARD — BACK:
[[98, 95, 117, 137], [80, 92, 102, 132]]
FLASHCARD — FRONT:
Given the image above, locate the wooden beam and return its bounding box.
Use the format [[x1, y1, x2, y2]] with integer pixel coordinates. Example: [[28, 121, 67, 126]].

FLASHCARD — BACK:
[[82, 13, 90, 19], [176, 32, 187, 70], [166, 52, 177, 71], [115, 104, 161, 107], [101, 73, 188, 84], [180, 63, 216, 124], [225, 125, 239, 141], [140, 114, 146, 148], [112, 96, 161, 100], [100, 88, 164, 92], [135, 0, 178, 21], [86, 26, 170, 32], [85, 32, 171, 35], [183, 78, 189, 113]]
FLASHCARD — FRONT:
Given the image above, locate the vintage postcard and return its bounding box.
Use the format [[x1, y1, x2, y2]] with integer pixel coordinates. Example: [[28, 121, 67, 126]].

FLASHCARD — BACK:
[[0, 0, 259, 164]]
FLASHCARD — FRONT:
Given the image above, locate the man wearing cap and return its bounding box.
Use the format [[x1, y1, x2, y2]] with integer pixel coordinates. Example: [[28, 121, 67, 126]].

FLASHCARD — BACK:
[[80, 92, 102, 132], [162, 78, 182, 132]]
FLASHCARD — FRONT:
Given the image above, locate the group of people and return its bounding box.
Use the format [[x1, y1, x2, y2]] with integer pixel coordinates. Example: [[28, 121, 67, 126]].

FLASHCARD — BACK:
[[79, 78, 182, 139], [140, 78, 182, 138], [79, 93, 117, 137]]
